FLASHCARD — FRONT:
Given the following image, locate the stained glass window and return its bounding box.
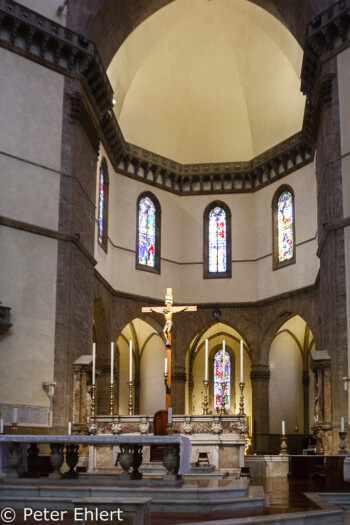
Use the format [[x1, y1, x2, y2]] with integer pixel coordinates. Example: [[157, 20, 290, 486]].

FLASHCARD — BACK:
[[98, 168, 104, 245], [214, 348, 231, 410], [138, 196, 156, 267], [209, 207, 227, 273], [278, 191, 294, 262]]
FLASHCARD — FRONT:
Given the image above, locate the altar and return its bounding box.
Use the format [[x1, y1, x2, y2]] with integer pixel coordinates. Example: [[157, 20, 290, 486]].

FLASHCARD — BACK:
[[87, 414, 247, 473]]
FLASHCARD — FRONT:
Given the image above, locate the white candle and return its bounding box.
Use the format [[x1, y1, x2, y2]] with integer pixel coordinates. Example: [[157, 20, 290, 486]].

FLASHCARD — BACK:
[[68, 421, 72, 435], [13, 408, 18, 424], [111, 342, 114, 383], [282, 420, 286, 436], [168, 407, 173, 424], [222, 340, 226, 382], [205, 339, 209, 381], [341, 417, 345, 433], [0, 419, 3, 434], [165, 357, 168, 374], [92, 343, 96, 385], [129, 341, 133, 382], [240, 340, 244, 383]]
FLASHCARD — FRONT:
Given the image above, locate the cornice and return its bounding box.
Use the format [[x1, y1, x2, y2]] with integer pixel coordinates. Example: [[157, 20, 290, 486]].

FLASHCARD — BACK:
[[1, 0, 349, 194]]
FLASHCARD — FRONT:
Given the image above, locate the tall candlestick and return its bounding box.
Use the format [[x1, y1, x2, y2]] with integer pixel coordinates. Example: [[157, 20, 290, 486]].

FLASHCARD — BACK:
[[222, 340, 226, 382], [129, 341, 133, 382], [92, 343, 96, 385], [168, 407, 173, 424], [13, 408, 17, 424], [282, 420, 286, 436], [240, 340, 244, 383], [205, 339, 209, 381], [68, 421, 72, 435], [341, 417, 345, 433], [165, 357, 168, 374], [111, 342, 114, 384], [0, 419, 3, 434]]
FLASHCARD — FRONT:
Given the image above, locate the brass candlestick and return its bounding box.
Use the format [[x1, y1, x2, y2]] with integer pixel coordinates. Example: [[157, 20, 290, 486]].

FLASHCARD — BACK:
[[91, 384, 96, 416], [166, 423, 173, 435], [339, 432, 348, 455], [10, 422, 18, 434], [109, 383, 114, 416], [239, 382, 245, 415], [279, 434, 289, 456], [203, 380, 209, 415], [219, 381, 227, 415], [128, 381, 134, 415]]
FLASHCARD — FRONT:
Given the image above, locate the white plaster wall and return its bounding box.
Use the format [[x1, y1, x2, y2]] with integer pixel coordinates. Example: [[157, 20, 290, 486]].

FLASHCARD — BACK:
[[0, 228, 58, 407], [0, 155, 60, 230], [269, 317, 306, 434], [95, 151, 318, 304], [338, 48, 350, 421], [0, 48, 63, 413], [0, 48, 64, 171], [139, 335, 165, 414]]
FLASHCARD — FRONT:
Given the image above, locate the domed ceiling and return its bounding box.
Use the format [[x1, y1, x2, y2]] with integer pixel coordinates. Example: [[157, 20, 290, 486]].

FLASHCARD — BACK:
[[107, 0, 306, 165]]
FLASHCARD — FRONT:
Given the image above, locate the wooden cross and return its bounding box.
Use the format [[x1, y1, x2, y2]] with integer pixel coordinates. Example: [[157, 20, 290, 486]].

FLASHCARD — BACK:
[[142, 288, 197, 410]]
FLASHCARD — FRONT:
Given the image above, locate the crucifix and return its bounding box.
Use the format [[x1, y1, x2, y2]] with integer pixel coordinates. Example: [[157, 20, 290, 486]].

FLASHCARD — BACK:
[[142, 288, 197, 410]]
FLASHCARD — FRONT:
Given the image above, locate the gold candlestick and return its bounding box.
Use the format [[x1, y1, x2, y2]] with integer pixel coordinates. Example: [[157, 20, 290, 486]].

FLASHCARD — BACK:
[[279, 434, 289, 455], [10, 422, 18, 434], [203, 380, 209, 415], [128, 381, 134, 415], [166, 423, 173, 435], [109, 383, 114, 416], [239, 382, 245, 415], [91, 384, 96, 416], [219, 381, 227, 415]]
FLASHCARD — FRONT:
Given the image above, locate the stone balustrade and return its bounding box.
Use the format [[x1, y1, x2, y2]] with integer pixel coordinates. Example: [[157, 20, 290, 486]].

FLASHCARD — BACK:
[[0, 434, 191, 481]]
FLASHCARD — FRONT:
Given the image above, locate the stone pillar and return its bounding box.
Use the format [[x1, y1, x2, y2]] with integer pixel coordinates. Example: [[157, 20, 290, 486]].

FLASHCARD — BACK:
[[53, 80, 99, 428], [250, 365, 270, 454], [310, 350, 332, 454], [302, 370, 310, 434]]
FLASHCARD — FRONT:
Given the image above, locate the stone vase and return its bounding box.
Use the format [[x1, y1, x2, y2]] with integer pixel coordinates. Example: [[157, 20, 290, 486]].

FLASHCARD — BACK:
[[64, 444, 79, 478], [7, 443, 23, 479], [119, 444, 134, 479], [49, 443, 64, 479], [163, 445, 180, 480]]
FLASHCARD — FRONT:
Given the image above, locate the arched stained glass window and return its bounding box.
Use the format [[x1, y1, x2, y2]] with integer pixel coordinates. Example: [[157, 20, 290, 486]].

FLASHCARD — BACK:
[[278, 191, 294, 262], [138, 197, 156, 267], [214, 348, 231, 410], [272, 185, 295, 269], [209, 207, 227, 273], [97, 159, 109, 252], [136, 192, 161, 274], [98, 168, 104, 245], [203, 201, 231, 279]]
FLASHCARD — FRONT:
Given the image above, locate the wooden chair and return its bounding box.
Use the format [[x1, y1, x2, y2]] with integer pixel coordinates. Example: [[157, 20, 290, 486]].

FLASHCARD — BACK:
[[150, 410, 168, 462]]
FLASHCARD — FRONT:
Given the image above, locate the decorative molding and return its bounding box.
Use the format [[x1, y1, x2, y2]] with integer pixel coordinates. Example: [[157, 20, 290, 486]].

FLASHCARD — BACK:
[[1, 0, 349, 194]]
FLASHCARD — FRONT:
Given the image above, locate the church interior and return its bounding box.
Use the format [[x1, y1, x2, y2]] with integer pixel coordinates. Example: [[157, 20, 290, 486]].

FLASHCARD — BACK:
[[1, 0, 350, 522]]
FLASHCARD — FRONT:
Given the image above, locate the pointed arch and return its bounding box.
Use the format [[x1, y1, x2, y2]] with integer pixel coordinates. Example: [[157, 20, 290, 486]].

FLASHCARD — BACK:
[[136, 191, 161, 274], [203, 200, 232, 279]]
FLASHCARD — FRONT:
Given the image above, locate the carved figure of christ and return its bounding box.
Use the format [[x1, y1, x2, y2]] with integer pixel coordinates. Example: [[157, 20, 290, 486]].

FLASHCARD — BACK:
[[141, 288, 197, 410]]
